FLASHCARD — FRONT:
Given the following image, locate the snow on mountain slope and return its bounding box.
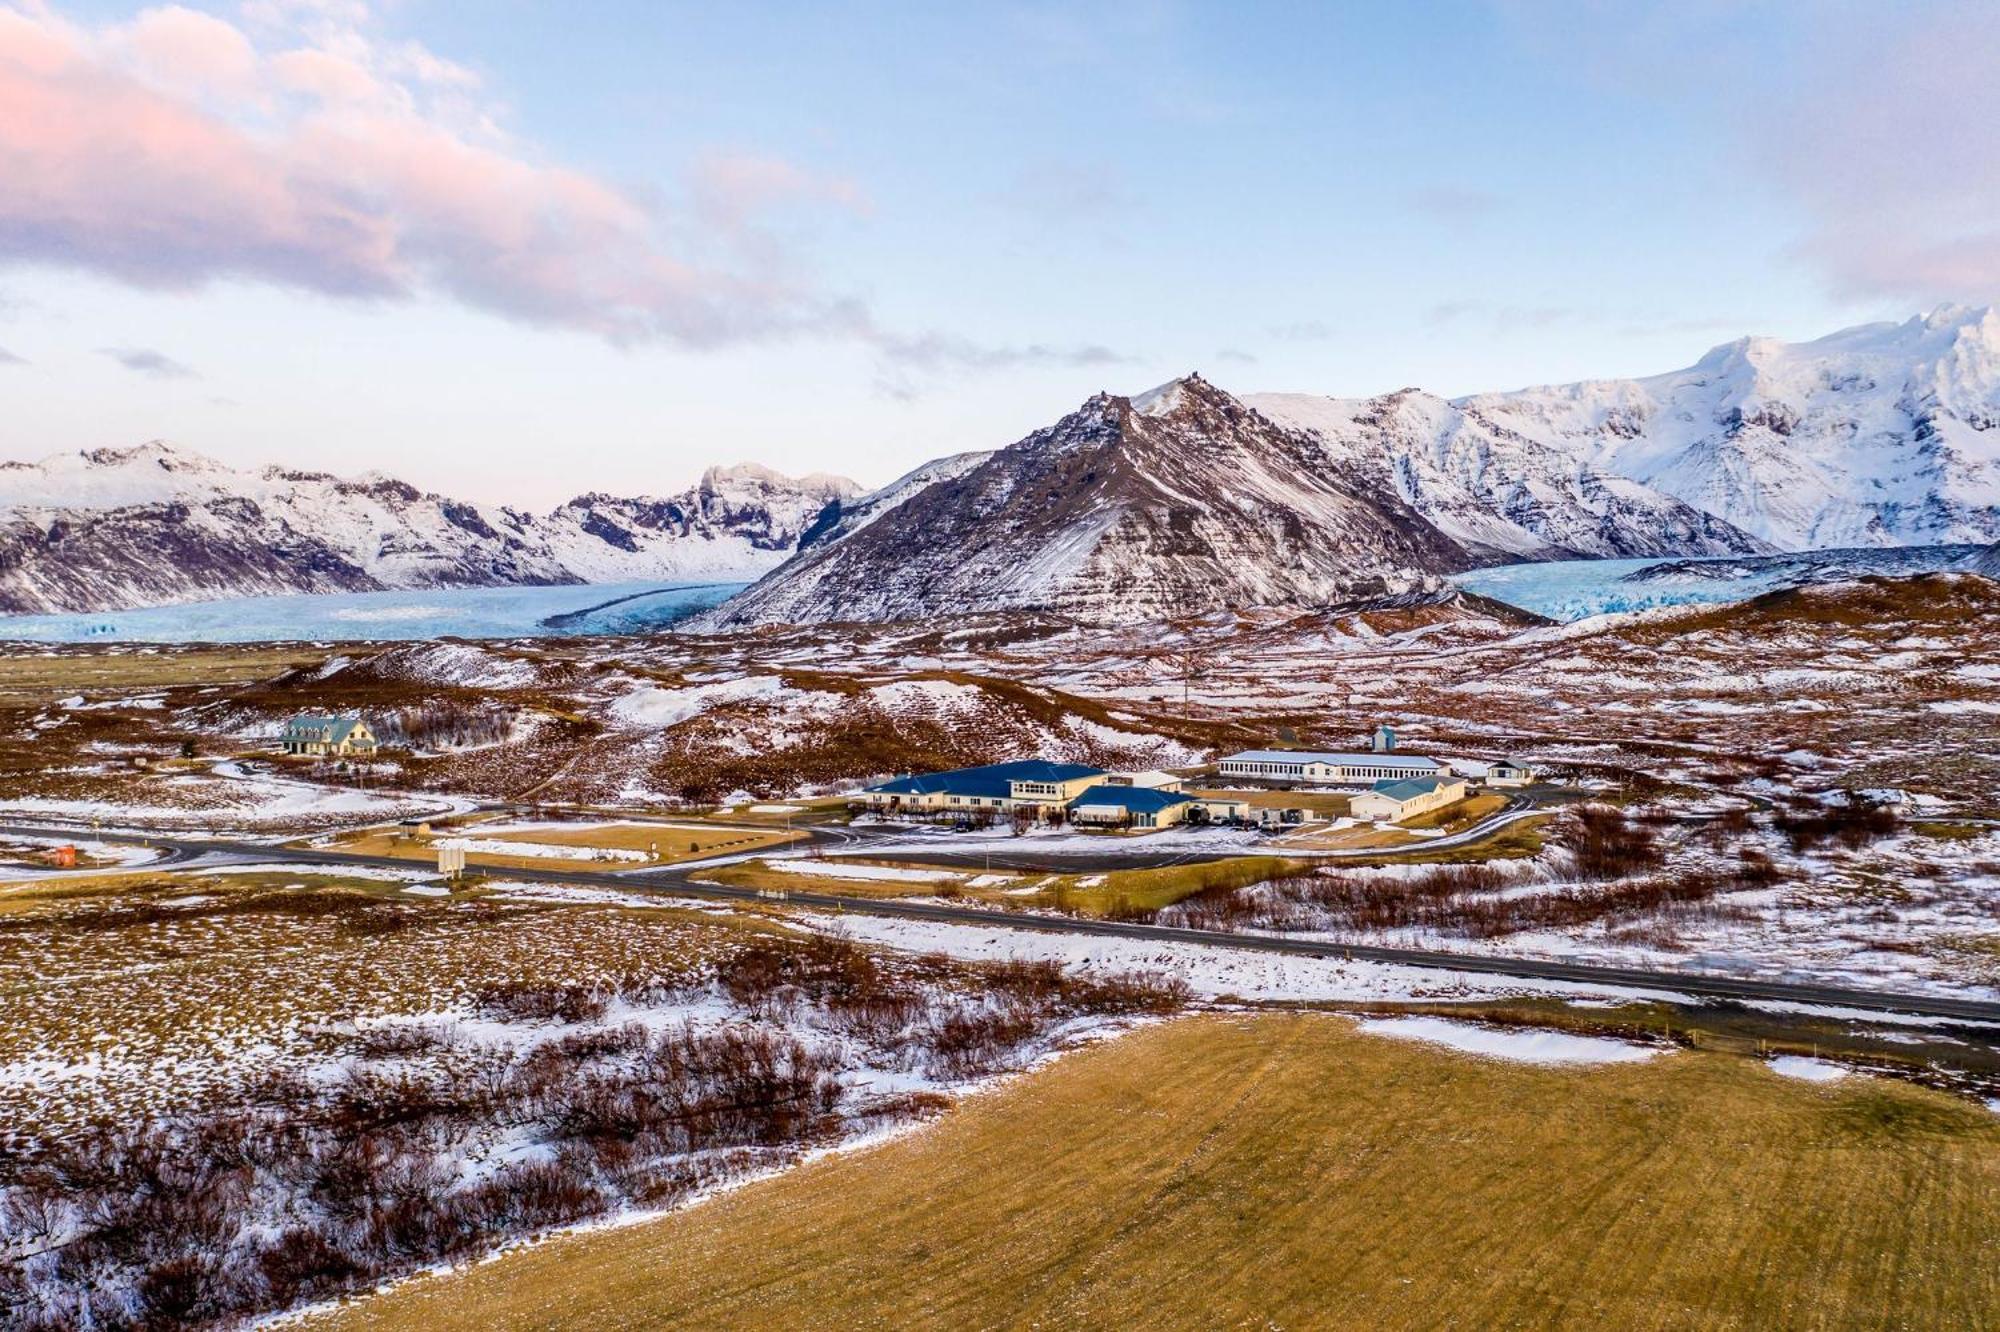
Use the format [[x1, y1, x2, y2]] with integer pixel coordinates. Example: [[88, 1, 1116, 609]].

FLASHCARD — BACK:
[[1247, 390, 1766, 561], [697, 375, 1477, 628], [0, 444, 857, 614], [792, 450, 995, 553], [1459, 305, 2000, 550], [538, 464, 858, 582]]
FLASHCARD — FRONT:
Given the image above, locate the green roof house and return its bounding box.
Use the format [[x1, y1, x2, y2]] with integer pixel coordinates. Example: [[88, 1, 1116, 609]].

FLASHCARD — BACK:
[[281, 714, 379, 757]]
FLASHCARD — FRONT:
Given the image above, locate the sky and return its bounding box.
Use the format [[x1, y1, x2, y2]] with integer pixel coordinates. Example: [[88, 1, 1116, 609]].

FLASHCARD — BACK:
[[1, 0, 1997, 506]]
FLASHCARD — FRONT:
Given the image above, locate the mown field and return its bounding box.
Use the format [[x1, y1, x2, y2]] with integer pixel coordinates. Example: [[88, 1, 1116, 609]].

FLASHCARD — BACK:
[[316, 819, 799, 871], [308, 1012, 2000, 1331]]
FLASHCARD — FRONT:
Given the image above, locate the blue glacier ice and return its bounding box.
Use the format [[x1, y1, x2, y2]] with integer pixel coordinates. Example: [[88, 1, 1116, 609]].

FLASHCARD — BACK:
[[0, 581, 746, 644]]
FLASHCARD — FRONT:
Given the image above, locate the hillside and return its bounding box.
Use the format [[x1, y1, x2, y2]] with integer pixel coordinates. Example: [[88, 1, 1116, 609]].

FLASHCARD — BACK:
[[700, 376, 1493, 627], [0, 446, 857, 614], [700, 375, 1772, 629], [1458, 304, 2000, 550], [1249, 388, 1767, 561]]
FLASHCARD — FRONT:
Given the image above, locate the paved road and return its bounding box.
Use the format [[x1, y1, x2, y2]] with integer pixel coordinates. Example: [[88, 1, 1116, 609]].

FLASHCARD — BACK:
[[10, 821, 2000, 1027]]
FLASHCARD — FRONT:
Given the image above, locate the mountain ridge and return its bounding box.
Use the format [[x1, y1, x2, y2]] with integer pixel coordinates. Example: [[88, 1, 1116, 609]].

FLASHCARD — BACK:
[[700, 375, 1521, 628], [1453, 304, 2000, 550], [7, 304, 1996, 620], [0, 442, 858, 614]]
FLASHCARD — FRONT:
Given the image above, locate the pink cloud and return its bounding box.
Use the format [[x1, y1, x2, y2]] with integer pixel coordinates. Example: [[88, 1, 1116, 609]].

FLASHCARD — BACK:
[[1766, 9, 2000, 303], [0, 3, 861, 345], [112, 4, 258, 95]]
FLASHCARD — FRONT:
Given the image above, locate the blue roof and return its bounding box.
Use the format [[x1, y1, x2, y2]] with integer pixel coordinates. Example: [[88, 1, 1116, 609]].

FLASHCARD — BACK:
[[867, 759, 1104, 799], [1069, 785, 1194, 814], [1369, 776, 1448, 801]]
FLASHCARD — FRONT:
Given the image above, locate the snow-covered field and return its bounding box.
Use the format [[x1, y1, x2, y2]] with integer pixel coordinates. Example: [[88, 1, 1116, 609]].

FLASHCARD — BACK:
[[0, 871, 1179, 1327], [434, 836, 652, 864], [801, 911, 1701, 1012], [767, 860, 963, 884], [844, 821, 1268, 858], [0, 764, 464, 833]]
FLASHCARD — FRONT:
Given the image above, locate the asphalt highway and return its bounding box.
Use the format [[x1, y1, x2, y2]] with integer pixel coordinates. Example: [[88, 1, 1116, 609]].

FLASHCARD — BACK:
[[10, 821, 2000, 1027]]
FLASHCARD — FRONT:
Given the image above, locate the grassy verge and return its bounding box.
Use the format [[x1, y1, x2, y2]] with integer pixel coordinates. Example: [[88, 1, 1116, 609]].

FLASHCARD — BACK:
[[1341, 813, 1551, 867], [1912, 821, 1989, 841], [1402, 790, 1509, 831], [307, 1011, 2000, 1332], [703, 854, 1308, 918], [1050, 855, 1306, 916]]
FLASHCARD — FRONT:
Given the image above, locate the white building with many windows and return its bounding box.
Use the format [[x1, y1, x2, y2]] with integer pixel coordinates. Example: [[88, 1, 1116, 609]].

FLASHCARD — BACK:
[[1215, 749, 1443, 786]]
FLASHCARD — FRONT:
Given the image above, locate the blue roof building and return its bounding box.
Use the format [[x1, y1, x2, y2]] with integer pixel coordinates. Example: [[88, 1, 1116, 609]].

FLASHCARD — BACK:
[[862, 760, 1108, 816], [1068, 784, 1196, 828]]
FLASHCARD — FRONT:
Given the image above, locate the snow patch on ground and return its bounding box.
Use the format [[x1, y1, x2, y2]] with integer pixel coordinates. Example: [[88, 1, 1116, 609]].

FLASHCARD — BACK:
[[1767, 1055, 1852, 1083], [1354, 1015, 1661, 1066], [767, 860, 962, 884]]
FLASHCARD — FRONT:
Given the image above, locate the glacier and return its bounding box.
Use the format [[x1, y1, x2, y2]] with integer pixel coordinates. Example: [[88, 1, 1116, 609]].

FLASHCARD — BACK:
[[0, 580, 745, 644]]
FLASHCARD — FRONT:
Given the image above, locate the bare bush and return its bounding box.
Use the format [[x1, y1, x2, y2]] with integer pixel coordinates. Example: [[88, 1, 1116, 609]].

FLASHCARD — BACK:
[[0, 930, 1181, 1329], [1560, 805, 1665, 881], [378, 701, 520, 751], [474, 980, 609, 1025], [1774, 799, 1899, 853]]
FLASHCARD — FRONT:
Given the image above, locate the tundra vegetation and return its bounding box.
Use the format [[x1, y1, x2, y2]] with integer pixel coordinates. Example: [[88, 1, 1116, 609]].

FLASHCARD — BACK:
[[0, 876, 1183, 1330], [298, 1014, 2000, 1332]]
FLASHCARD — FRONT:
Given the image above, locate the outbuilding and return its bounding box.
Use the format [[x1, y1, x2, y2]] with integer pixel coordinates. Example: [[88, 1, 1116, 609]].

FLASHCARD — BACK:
[[1349, 775, 1468, 824], [1067, 784, 1196, 829]]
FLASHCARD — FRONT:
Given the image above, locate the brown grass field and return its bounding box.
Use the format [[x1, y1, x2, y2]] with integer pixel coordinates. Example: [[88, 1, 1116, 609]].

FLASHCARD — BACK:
[[306, 1011, 2000, 1332], [315, 819, 799, 870], [1190, 787, 1356, 816], [0, 643, 328, 705]]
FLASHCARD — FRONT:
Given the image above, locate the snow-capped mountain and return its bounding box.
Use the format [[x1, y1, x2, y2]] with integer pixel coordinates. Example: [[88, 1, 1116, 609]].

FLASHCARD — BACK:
[[697, 375, 1485, 628], [793, 450, 995, 554], [1459, 305, 2000, 550], [0, 444, 857, 614], [1247, 389, 1766, 561]]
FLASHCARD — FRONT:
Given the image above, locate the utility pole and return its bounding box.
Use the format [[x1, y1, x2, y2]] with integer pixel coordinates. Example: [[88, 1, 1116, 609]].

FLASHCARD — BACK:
[[1166, 645, 1212, 722]]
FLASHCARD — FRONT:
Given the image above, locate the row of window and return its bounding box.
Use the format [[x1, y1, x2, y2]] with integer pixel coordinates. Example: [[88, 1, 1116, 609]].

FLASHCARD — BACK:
[[1222, 762, 1431, 780]]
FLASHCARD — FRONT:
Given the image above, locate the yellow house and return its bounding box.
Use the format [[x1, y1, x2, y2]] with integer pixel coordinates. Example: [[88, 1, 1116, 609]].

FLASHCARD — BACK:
[[281, 715, 379, 757], [1349, 775, 1467, 824]]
